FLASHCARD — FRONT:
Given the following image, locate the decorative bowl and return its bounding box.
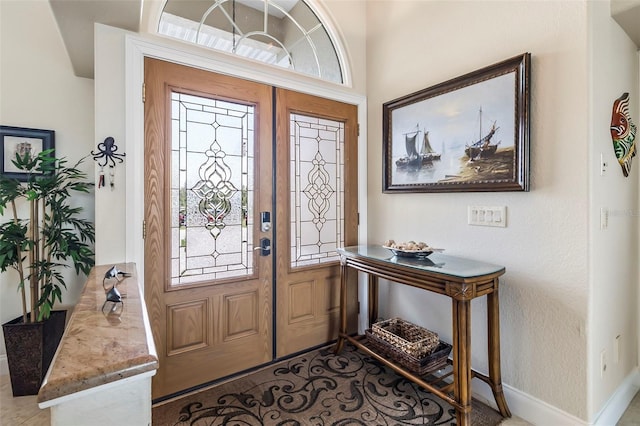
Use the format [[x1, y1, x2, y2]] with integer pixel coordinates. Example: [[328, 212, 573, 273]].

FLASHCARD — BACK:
[[382, 245, 444, 258]]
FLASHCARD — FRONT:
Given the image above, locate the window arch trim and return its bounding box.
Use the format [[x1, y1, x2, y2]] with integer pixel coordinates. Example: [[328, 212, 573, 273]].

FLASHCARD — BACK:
[[148, 0, 352, 86]]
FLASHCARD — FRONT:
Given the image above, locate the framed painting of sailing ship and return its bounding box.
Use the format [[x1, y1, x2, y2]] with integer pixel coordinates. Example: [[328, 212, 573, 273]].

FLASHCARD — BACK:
[[383, 53, 531, 193]]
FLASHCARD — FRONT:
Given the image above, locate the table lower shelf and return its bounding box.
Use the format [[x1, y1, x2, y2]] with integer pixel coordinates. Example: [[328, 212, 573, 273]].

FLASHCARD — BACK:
[[339, 333, 460, 410], [337, 333, 505, 415]]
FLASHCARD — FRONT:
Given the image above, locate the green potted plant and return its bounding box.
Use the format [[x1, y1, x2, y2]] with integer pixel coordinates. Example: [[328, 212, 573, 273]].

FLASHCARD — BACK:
[[0, 149, 95, 396]]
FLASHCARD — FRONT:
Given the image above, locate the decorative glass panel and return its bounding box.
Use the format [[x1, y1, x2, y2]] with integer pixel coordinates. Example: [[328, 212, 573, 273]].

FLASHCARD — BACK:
[[290, 113, 344, 268], [158, 0, 343, 84], [171, 91, 254, 286]]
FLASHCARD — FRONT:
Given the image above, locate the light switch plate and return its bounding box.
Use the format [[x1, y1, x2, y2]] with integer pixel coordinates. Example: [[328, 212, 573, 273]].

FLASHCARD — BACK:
[[468, 206, 507, 227], [600, 207, 608, 230]]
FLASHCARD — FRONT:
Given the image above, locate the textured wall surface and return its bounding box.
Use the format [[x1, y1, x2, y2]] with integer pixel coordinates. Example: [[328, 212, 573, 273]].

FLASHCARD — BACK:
[[367, 1, 639, 421], [587, 0, 640, 418], [366, 0, 591, 419]]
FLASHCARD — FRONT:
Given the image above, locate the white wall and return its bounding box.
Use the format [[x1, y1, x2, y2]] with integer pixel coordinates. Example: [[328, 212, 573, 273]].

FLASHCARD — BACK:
[[94, 24, 128, 265], [588, 0, 640, 419], [0, 0, 95, 367], [366, 0, 636, 422]]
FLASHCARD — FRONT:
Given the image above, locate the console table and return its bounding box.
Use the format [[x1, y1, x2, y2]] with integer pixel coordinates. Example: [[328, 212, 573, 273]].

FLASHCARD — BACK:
[[334, 245, 511, 426]]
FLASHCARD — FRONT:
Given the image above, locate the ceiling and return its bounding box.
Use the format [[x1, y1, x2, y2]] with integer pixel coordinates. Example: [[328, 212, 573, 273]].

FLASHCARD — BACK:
[[50, 0, 640, 80], [234, 0, 299, 18], [49, 0, 143, 78], [611, 0, 640, 48]]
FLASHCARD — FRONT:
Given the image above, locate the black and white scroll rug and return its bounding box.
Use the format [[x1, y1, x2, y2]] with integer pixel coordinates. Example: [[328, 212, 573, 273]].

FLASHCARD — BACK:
[[152, 343, 505, 425]]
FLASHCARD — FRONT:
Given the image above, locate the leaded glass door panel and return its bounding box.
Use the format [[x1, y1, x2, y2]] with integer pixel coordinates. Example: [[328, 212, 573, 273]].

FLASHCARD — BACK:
[[144, 58, 273, 399], [171, 92, 254, 285]]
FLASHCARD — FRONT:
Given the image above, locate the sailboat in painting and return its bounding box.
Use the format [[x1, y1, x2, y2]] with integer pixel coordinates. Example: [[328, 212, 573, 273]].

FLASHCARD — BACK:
[[396, 125, 441, 168], [420, 130, 441, 163], [464, 108, 500, 160]]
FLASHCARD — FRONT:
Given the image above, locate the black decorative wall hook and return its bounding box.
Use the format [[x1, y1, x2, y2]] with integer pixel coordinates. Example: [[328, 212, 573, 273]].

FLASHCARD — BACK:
[[92, 137, 125, 189], [92, 137, 126, 167]]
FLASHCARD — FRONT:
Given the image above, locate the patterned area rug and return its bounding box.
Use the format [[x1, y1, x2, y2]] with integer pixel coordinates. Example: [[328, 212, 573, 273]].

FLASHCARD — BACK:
[[152, 343, 505, 425]]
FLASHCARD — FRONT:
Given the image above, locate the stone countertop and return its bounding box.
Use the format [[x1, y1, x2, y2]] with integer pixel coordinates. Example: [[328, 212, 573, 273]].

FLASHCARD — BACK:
[[37, 263, 158, 404]]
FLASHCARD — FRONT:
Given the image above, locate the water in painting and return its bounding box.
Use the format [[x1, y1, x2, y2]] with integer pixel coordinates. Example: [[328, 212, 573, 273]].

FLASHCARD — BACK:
[[390, 72, 516, 186]]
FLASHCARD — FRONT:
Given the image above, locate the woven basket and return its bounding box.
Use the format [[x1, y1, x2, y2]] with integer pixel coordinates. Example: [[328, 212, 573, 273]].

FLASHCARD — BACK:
[[365, 329, 452, 375], [371, 318, 439, 358]]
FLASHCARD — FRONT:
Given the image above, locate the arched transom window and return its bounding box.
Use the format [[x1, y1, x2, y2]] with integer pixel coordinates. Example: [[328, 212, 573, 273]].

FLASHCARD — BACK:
[[158, 0, 344, 84]]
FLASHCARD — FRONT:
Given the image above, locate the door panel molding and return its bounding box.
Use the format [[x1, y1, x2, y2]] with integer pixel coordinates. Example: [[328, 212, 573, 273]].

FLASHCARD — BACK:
[[288, 280, 316, 323], [222, 291, 259, 340], [324, 273, 341, 312], [166, 299, 209, 356]]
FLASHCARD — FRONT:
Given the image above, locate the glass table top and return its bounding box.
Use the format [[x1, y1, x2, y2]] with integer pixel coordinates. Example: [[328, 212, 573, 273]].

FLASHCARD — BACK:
[[338, 245, 505, 278]]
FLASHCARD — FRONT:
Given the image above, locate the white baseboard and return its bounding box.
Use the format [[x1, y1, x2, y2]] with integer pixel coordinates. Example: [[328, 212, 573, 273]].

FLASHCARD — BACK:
[[0, 354, 8, 376], [592, 369, 640, 426], [472, 379, 587, 425], [472, 369, 640, 426]]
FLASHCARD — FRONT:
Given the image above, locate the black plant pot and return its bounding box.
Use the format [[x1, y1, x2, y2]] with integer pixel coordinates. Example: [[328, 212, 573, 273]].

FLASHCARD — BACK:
[[2, 310, 66, 396]]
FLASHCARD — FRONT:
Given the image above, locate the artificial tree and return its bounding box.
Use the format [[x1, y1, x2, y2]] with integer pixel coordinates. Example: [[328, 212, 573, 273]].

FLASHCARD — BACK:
[[0, 149, 95, 395]]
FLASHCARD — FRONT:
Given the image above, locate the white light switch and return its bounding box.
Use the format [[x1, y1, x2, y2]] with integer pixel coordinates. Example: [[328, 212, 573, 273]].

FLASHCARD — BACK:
[[600, 207, 608, 230], [468, 206, 507, 227]]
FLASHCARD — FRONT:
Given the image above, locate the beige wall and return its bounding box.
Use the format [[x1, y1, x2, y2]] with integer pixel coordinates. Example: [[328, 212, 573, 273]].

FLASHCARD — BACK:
[[366, 0, 638, 422], [322, 0, 367, 93], [0, 0, 95, 366], [588, 0, 639, 418]]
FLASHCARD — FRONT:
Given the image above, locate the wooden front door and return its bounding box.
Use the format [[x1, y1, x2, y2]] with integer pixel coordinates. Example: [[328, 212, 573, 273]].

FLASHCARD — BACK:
[[144, 58, 357, 399], [274, 88, 359, 357]]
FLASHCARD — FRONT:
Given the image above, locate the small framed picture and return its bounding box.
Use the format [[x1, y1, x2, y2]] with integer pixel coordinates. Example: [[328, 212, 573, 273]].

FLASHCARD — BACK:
[[0, 126, 55, 181]]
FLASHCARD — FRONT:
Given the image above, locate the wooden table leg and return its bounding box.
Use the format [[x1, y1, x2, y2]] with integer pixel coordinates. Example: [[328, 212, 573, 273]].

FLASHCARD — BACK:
[[334, 261, 348, 354], [488, 286, 511, 417], [452, 298, 472, 426], [368, 275, 378, 328]]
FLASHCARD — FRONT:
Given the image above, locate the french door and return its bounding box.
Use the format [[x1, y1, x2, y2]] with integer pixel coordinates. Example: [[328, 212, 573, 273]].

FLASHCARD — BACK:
[[144, 58, 358, 399]]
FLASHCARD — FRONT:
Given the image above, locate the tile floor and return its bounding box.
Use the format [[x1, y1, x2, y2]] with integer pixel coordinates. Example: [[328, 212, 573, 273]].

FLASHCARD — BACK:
[[1, 375, 49, 425], [0, 372, 636, 425], [618, 392, 640, 425]]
